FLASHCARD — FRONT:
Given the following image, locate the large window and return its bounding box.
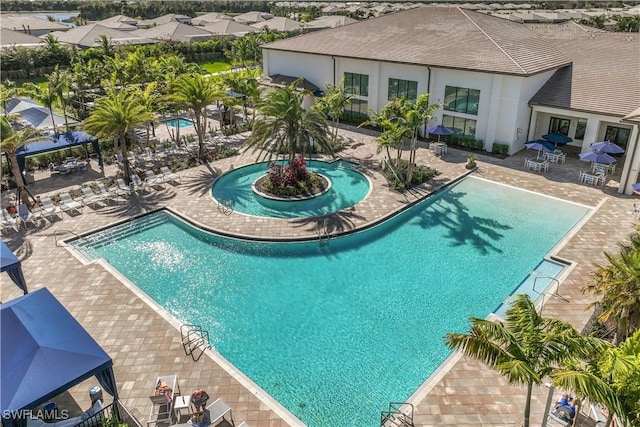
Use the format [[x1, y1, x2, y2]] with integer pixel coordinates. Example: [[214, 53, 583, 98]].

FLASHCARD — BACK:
[[344, 72, 369, 96], [549, 117, 570, 135], [443, 86, 480, 115], [604, 126, 631, 149], [388, 78, 418, 101], [442, 114, 476, 136], [342, 99, 369, 123], [575, 118, 587, 140]]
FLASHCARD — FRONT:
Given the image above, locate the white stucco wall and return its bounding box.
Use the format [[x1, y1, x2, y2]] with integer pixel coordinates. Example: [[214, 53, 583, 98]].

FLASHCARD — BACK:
[[263, 49, 333, 92]]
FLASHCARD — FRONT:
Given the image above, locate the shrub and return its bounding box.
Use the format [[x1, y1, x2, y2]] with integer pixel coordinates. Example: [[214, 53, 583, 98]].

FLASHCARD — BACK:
[[492, 143, 509, 155]]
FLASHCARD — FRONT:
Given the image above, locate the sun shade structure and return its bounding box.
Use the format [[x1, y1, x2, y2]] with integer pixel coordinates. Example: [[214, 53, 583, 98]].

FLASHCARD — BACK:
[[0, 241, 27, 295], [0, 288, 118, 417]]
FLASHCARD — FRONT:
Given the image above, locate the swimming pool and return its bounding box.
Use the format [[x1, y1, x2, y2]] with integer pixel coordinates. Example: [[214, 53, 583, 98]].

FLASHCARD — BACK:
[[72, 177, 590, 427], [211, 160, 371, 218], [161, 118, 194, 128]]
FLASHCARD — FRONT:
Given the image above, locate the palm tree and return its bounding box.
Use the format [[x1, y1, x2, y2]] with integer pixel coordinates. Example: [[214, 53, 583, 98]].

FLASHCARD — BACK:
[[314, 78, 352, 144], [583, 241, 640, 345], [48, 66, 73, 131], [131, 82, 160, 146], [84, 89, 154, 184], [245, 82, 331, 166], [0, 80, 17, 116], [0, 116, 42, 205], [445, 294, 602, 427], [167, 73, 222, 160]]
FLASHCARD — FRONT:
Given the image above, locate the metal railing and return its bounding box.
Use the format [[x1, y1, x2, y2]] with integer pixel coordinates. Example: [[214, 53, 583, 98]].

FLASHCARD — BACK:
[[180, 324, 212, 362]]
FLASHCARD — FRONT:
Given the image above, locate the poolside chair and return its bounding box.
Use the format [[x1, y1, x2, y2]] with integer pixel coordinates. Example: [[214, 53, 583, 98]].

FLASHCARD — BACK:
[[170, 142, 186, 156], [144, 170, 166, 189], [205, 398, 233, 427], [81, 187, 105, 208], [1, 208, 19, 232], [96, 182, 118, 203], [130, 174, 151, 193], [115, 179, 134, 197], [17, 204, 39, 228], [160, 166, 182, 184], [39, 196, 63, 221], [58, 192, 84, 214]]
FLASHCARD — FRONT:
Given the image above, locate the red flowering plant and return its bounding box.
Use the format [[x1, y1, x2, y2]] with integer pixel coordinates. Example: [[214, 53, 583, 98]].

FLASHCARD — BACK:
[[267, 162, 283, 186]]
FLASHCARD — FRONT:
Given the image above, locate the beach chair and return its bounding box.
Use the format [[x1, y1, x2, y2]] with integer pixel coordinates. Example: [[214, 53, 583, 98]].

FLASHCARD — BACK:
[[115, 179, 134, 197], [58, 192, 83, 214], [130, 174, 151, 193], [17, 204, 39, 228], [147, 375, 178, 427], [160, 166, 182, 184], [39, 196, 63, 221], [144, 170, 166, 189], [205, 398, 233, 427], [96, 182, 118, 203], [1, 208, 19, 232], [81, 187, 105, 208]]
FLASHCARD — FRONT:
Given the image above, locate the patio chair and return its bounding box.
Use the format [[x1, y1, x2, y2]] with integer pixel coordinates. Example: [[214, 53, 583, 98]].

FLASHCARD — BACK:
[[17, 204, 39, 228], [148, 375, 178, 427], [1, 208, 19, 232], [58, 192, 83, 214], [205, 398, 233, 427], [39, 196, 63, 221], [160, 166, 182, 184], [115, 179, 134, 197], [96, 182, 118, 203], [80, 187, 105, 208], [144, 170, 166, 189], [130, 174, 151, 193]]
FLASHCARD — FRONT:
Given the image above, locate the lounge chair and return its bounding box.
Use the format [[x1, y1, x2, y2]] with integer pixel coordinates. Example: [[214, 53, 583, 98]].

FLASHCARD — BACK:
[[144, 170, 166, 189], [80, 187, 105, 208], [39, 196, 63, 221], [205, 398, 233, 427], [130, 174, 151, 193], [58, 192, 83, 214], [115, 179, 134, 197], [147, 374, 177, 427], [160, 166, 182, 184], [17, 204, 39, 227], [1, 208, 19, 232], [96, 182, 118, 203]]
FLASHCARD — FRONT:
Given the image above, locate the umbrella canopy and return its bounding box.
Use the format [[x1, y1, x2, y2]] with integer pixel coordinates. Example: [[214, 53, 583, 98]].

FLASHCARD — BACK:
[[1, 241, 27, 294], [525, 141, 551, 159], [427, 124, 454, 135], [542, 132, 573, 145], [633, 183, 640, 194], [579, 150, 616, 164], [590, 141, 625, 154]]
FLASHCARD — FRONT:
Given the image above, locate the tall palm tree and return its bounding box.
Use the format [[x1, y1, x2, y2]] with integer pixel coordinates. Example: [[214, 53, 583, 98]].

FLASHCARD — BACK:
[[445, 294, 602, 427], [245, 82, 331, 166], [84, 89, 154, 184], [48, 66, 73, 131], [0, 80, 17, 116], [401, 94, 439, 184], [131, 83, 160, 146], [167, 73, 221, 160], [1, 116, 42, 205], [314, 78, 352, 144]]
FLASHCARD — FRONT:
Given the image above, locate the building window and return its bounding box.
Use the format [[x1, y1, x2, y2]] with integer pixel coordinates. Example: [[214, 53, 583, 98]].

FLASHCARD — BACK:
[[443, 86, 480, 115], [604, 126, 631, 149], [549, 117, 570, 135], [575, 119, 587, 140], [342, 99, 369, 123], [388, 78, 418, 101], [442, 114, 476, 136], [344, 72, 369, 97]]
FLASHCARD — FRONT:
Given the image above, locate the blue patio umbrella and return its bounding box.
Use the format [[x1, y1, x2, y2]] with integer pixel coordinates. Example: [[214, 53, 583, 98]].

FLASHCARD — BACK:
[[525, 140, 551, 159], [542, 132, 573, 145], [590, 141, 625, 154], [426, 124, 454, 143], [579, 150, 616, 164], [1, 241, 27, 294]]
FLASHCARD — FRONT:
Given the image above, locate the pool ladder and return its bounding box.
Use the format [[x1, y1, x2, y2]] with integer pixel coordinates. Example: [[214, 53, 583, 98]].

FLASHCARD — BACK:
[[316, 219, 330, 247], [381, 402, 414, 427], [180, 324, 212, 362]]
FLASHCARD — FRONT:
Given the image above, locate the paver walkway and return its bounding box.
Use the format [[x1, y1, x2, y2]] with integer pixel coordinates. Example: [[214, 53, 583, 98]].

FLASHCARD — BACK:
[[1, 126, 636, 427]]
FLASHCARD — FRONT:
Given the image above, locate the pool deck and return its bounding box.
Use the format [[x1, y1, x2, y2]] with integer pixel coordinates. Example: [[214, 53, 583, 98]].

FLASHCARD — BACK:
[[1, 126, 636, 427]]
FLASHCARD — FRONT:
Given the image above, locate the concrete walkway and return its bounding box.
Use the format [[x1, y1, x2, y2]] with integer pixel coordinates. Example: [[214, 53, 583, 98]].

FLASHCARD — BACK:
[[1, 127, 636, 427]]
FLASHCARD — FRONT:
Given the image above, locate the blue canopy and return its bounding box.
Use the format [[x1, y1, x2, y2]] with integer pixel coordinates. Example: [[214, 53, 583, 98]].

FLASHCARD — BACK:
[[14, 131, 103, 173], [1, 241, 27, 295], [1, 288, 118, 414]]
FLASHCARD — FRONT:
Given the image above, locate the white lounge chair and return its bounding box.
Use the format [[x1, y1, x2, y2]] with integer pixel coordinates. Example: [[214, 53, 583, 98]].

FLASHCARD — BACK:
[[58, 192, 83, 214], [144, 170, 165, 188], [39, 196, 63, 221], [130, 174, 151, 193], [81, 187, 105, 208], [115, 179, 134, 197], [160, 166, 182, 184], [205, 398, 233, 427], [17, 204, 39, 227], [96, 182, 118, 203], [1, 208, 19, 231]]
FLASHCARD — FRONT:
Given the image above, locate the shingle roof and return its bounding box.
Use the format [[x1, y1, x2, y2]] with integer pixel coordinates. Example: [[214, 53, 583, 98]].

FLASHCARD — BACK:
[[251, 17, 308, 32], [0, 28, 43, 47], [49, 24, 152, 48], [528, 23, 640, 117], [201, 20, 255, 36], [263, 6, 570, 76], [0, 15, 69, 32], [133, 22, 213, 42]]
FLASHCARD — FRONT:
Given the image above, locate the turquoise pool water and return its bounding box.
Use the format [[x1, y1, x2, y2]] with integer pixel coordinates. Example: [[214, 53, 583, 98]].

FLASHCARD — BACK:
[[211, 160, 371, 218], [162, 118, 194, 128], [73, 177, 590, 427]]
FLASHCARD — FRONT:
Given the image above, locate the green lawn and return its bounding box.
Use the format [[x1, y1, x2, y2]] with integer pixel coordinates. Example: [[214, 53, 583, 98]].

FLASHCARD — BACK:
[[198, 60, 232, 74], [13, 77, 48, 88]]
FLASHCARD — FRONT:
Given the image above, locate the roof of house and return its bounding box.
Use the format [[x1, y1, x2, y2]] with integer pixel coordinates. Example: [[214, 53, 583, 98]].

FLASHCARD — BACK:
[[201, 20, 255, 36], [233, 11, 274, 24], [98, 14, 138, 26], [192, 12, 232, 26], [306, 15, 358, 29], [528, 22, 639, 117], [133, 22, 213, 42], [145, 14, 192, 26], [0, 28, 43, 47], [251, 17, 308, 32], [0, 15, 69, 32], [48, 24, 152, 48], [263, 6, 571, 76], [623, 106, 640, 124]]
